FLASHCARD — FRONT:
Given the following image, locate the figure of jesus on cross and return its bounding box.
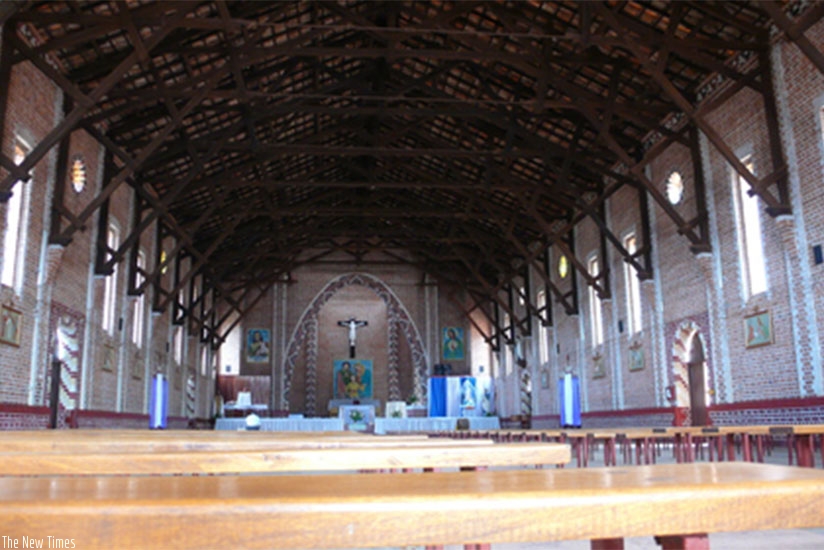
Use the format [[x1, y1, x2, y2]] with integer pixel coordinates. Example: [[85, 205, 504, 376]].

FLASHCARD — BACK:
[[338, 317, 368, 358]]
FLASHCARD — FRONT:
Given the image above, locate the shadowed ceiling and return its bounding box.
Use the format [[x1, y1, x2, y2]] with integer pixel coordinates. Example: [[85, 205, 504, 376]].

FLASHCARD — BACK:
[[0, 1, 819, 343]]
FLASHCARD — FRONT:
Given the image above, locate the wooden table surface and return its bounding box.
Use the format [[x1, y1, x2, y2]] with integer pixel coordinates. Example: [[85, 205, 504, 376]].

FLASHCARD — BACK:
[[1, 463, 821, 548], [0, 442, 570, 475]]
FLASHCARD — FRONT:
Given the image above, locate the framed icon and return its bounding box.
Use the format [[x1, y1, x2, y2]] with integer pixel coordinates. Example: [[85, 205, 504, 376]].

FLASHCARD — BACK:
[[0, 305, 22, 346]]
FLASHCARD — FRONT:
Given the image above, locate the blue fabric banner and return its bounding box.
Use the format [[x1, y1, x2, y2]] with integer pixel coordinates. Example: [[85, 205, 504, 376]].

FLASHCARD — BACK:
[[428, 376, 447, 417]]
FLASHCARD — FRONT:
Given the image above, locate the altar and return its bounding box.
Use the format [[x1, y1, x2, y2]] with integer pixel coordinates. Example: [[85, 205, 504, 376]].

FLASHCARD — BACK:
[[328, 398, 380, 415], [339, 404, 376, 432], [216, 415, 500, 433]]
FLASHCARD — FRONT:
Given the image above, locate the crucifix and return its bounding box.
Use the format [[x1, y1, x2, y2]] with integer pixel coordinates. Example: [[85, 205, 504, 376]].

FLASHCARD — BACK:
[[337, 317, 368, 358]]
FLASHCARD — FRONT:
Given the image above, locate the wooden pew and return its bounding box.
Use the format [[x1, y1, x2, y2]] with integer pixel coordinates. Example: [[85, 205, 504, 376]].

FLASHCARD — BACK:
[[1, 463, 822, 549], [0, 430, 455, 453], [772, 424, 824, 468], [0, 441, 570, 475]]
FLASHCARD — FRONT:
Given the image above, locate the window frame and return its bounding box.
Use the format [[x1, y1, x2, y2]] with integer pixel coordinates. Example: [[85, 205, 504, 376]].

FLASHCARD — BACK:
[[731, 155, 768, 299], [536, 290, 549, 365], [1, 139, 31, 292], [131, 250, 146, 347], [587, 254, 604, 347], [101, 223, 120, 335], [623, 232, 642, 335]]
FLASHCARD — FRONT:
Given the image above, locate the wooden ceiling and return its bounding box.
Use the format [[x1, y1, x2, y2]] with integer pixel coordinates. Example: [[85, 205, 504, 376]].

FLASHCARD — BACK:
[[0, 1, 821, 342]]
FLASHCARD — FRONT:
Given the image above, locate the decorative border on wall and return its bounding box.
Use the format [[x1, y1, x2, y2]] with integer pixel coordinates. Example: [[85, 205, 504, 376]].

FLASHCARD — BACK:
[[532, 408, 676, 429], [0, 403, 50, 430], [47, 301, 85, 428], [185, 370, 196, 419], [282, 273, 428, 411], [668, 314, 712, 426], [387, 316, 401, 401], [304, 316, 318, 416], [709, 396, 824, 425], [68, 409, 192, 429]]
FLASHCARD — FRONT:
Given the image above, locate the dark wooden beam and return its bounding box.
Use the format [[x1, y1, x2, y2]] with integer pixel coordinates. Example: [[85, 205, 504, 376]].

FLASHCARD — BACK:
[[0, 6, 195, 198], [761, 1, 824, 77]]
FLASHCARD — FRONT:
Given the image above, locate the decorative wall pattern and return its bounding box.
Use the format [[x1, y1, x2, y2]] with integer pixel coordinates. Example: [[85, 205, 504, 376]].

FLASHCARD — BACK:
[[282, 273, 428, 411], [304, 315, 318, 416], [47, 301, 85, 429], [185, 371, 196, 418], [387, 313, 401, 401], [670, 318, 711, 427]]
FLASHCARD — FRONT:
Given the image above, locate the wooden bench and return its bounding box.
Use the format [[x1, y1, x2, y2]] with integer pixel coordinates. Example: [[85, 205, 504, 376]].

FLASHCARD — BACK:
[[0, 441, 570, 475], [0, 430, 465, 453], [666, 425, 824, 468], [1, 462, 822, 549]]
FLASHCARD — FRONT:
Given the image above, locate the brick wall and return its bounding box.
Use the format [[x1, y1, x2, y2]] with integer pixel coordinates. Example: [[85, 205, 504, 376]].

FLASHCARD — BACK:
[[69, 409, 193, 430], [708, 397, 824, 425], [1, 22, 823, 424], [0, 403, 50, 430]]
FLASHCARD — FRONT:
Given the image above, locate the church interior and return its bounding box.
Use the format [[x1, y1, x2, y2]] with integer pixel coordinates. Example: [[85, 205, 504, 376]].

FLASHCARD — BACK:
[[0, 1, 824, 547]]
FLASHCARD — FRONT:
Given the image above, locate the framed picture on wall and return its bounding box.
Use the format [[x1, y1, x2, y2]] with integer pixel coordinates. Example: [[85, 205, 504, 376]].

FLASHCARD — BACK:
[[0, 305, 21, 346], [592, 354, 606, 379], [333, 359, 373, 399], [628, 343, 645, 371], [540, 369, 549, 389], [101, 343, 116, 372], [744, 311, 773, 348], [442, 327, 465, 360], [246, 328, 271, 363]]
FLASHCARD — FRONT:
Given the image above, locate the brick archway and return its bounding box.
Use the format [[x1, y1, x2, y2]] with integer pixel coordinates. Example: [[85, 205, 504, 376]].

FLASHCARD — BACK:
[[671, 321, 709, 426], [282, 273, 429, 413]]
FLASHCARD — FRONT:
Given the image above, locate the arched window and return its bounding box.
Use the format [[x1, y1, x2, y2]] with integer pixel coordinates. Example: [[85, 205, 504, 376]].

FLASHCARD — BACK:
[[623, 233, 642, 334], [732, 156, 767, 297], [101, 223, 120, 335], [2, 141, 30, 292], [588, 255, 603, 346], [131, 250, 146, 347]]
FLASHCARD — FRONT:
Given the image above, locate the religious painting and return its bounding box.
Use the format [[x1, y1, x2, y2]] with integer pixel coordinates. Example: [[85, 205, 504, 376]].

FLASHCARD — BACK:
[[744, 311, 773, 348], [101, 343, 116, 372], [459, 376, 477, 412], [333, 359, 373, 399], [540, 368, 549, 389], [592, 353, 606, 379], [0, 305, 21, 346], [442, 326, 465, 360], [478, 377, 495, 416], [628, 342, 645, 372], [246, 328, 271, 363], [131, 352, 144, 380], [173, 362, 182, 390]]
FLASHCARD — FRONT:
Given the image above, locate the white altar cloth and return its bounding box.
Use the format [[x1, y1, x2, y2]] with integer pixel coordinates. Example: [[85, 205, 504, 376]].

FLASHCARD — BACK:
[[216, 416, 500, 433], [374, 416, 500, 434], [215, 418, 344, 431]]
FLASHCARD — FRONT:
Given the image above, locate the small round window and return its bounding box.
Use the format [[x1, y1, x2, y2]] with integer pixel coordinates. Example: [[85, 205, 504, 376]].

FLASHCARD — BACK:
[[558, 255, 569, 279], [70, 156, 86, 193], [666, 171, 684, 205]]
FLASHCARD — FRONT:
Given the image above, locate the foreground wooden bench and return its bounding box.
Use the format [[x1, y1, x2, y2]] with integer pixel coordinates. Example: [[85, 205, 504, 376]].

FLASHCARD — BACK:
[[1, 463, 821, 549]]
